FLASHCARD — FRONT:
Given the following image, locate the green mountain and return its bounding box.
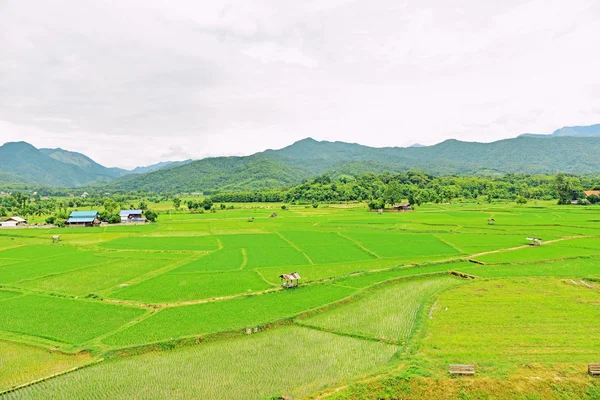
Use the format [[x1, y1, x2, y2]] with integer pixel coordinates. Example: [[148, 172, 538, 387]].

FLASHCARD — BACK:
[[0, 142, 192, 187], [129, 160, 193, 175], [0, 142, 103, 186], [110, 154, 310, 193], [520, 124, 600, 138], [40, 148, 128, 179], [109, 135, 600, 193]]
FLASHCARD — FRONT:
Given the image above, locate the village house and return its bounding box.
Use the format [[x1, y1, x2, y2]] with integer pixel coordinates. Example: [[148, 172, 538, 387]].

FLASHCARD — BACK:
[[584, 190, 600, 197], [0, 216, 27, 228], [66, 211, 100, 227], [120, 210, 146, 223]]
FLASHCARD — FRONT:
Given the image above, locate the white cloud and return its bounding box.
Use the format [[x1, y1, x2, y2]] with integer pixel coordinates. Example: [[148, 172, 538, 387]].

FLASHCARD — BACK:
[[1, 0, 600, 168]]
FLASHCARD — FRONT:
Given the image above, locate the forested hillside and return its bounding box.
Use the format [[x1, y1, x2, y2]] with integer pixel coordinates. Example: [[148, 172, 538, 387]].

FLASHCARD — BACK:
[[108, 136, 600, 193]]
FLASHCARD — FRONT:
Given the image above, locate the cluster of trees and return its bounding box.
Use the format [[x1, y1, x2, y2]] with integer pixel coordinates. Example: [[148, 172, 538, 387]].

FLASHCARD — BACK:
[[207, 172, 600, 207]]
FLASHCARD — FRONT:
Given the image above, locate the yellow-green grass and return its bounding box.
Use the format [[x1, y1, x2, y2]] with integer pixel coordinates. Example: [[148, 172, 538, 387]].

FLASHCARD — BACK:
[[341, 230, 463, 258], [0, 244, 76, 261], [473, 242, 600, 264], [420, 278, 600, 374], [8, 327, 399, 400], [301, 276, 464, 342], [0, 251, 111, 284], [0, 295, 145, 344], [0, 340, 92, 392], [457, 258, 600, 278], [169, 249, 244, 272], [103, 284, 357, 346], [18, 258, 176, 297], [99, 236, 219, 251], [280, 231, 376, 263], [108, 270, 273, 303]]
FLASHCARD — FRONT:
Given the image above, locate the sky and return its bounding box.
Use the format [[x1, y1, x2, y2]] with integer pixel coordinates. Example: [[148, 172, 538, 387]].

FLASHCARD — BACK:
[[1, 0, 600, 169]]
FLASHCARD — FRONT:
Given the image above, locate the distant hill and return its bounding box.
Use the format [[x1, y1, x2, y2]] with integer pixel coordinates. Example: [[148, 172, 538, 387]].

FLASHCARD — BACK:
[[520, 124, 600, 138], [40, 148, 128, 179], [0, 142, 192, 187], [129, 160, 193, 175], [0, 142, 103, 186]]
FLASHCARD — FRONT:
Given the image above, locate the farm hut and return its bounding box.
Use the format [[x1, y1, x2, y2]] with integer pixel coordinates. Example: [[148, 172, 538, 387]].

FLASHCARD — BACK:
[[120, 210, 146, 223], [0, 216, 26, 227], [67, 211, 100, 227], [585, 190, 600, 197], [279, 272, 301, 288], [526, 237, 542, 246], [269, 212, 278, 218], [487, 218, 495, 225], [392, 203, 412, 212]]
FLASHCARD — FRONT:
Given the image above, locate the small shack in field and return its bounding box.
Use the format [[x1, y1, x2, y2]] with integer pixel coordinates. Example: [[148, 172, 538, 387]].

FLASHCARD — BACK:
[[0, 216, 27, 227], [392, 203, 412, 212], [280, 272, 301, 288], [120, 210, 146, 223], [527, 237, 542, 246], [67, 211, 100, 227], [488, 218, 495, 225]]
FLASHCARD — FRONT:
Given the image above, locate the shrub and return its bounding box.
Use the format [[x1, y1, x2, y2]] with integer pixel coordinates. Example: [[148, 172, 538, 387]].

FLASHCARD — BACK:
[[45, 215, 56, 224], [108, 214, 121, 224], [145, 210, 158, 222]]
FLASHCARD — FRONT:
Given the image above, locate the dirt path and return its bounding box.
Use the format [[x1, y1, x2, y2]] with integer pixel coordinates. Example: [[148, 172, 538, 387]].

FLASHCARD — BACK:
[[466, 236, 588, 260]]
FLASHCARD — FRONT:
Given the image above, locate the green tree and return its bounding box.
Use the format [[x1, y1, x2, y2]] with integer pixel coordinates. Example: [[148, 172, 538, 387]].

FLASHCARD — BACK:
[[201, 197, 213, 211], [516, 196, 527, 205], [383, 181, 402, 208], [173, 198, 181, 210], [103, 199, 119, 214], [145, 210, 158, 222]]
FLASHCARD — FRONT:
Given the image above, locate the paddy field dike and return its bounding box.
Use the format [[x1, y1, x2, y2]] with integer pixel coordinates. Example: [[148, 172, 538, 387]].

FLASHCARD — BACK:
[[0, 202, 599, 399]]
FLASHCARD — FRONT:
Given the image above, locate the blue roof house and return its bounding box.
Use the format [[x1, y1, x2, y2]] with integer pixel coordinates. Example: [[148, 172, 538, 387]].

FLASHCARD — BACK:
[[120, 210, 146, 223], [67, 211, 100, 226]]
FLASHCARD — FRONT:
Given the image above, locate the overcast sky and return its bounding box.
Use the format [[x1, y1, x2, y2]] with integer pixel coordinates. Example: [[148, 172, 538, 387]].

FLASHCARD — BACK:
[[1, 0, 600, 169]]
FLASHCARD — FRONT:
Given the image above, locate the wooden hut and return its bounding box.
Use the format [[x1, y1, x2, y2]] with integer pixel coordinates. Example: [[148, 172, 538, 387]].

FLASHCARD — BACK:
[[392, 203, 412, 212], [526, 237, 542, 246], [0, 216, 26, 227], [487, 218, 495, 225], [279, 272, 301, 288]]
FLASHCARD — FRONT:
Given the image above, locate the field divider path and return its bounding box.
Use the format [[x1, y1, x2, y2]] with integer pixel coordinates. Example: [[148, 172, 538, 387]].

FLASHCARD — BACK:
[[240, 248, 248, 270], [272, 231, 315, 265], [294, 322, 402, 346], [465, 236, 589, 260], [432, 234, 465, 254], [0, 357, 105, 397], [89, 308, 158, 347], [336, 232, 381, 258], [98, 255, 200, 298]]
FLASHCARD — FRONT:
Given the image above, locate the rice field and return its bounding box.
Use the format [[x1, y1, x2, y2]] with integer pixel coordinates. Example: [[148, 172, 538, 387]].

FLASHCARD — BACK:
[[2, 202, 600, 398]]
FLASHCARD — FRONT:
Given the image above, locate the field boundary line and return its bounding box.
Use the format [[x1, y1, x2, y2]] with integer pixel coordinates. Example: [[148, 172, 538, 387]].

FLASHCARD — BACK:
[[432, 234, 465, 254], [272, 231, 314, 265], [99, 255, 200, 297], [294, 322, 402, 346], [0, 357, 105, 396], [466, 236, 591, 260], [216, 237, 223, 249], [336, 232, 381, 258], [90, 308, 159, 347], [240, 248, 248, 270]]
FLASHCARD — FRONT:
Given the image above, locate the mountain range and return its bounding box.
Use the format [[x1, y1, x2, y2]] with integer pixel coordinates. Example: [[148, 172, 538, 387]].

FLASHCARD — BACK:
[[1, 124, 600, 191], [0, 142, 190, 187]]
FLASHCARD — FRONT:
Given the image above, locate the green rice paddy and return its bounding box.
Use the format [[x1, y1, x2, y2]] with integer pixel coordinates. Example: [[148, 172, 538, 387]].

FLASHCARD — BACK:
[[2, 202, 600, 398]]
